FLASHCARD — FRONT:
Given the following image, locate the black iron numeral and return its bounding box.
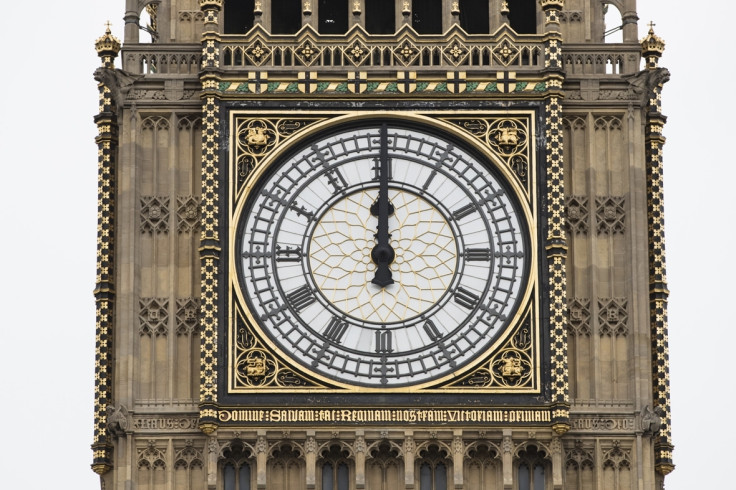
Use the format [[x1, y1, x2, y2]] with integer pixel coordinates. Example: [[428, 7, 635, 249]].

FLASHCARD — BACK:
[[454, 287, 480, 310], [375, 329, 393, 353], [286, 285, 316, 312], [323, 316, 349, 344]]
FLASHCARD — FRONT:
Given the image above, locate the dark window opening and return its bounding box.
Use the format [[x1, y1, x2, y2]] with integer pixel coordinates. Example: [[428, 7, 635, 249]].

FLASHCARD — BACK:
[[366, 0, 395, 34], [459, 0, 489, 34], [319, 0, 348, 34], [224, 0, 255, 34], [509, 0, 537, 34], [271, 0, 302, 34], [412, 0, 442, 34]]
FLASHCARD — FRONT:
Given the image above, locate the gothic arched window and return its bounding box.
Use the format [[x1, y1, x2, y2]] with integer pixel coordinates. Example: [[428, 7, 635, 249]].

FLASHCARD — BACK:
[[272, 0, 302, 34], [221, 441, 253, 490], [319, 0, 349, 34], [508, 0, 537, 34], [366, 0, 395, 34], [459, 0, 489, 34], [412, 0, 442, 34], [516, 445, 547, 490], [319, 445, 351, 490], [417, 444, 449, 490], [223, 0, 255, 34]]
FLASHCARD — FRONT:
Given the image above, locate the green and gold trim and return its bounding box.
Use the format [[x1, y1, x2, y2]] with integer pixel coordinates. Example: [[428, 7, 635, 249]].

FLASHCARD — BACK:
[[215, 77, 547, 97]]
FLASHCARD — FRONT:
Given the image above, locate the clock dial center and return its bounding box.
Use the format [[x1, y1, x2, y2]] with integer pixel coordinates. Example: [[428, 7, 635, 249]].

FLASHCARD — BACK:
[[309, 188, 457, 324]]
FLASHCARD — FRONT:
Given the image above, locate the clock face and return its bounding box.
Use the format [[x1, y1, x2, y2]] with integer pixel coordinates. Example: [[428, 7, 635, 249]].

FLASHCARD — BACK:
[[236, 123, 529, 388]]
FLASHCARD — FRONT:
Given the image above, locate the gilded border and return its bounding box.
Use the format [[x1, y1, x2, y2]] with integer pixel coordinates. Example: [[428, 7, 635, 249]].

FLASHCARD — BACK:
[[227, 110, 540, 395]]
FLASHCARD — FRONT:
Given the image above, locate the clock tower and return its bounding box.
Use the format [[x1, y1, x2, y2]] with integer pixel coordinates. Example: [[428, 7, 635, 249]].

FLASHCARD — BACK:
[[92, 1, 673, 489]]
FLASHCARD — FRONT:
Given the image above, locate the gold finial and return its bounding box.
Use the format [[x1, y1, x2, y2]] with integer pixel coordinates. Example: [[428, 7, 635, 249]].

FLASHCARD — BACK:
[[640, 20, 665, 67], [303, 0, 312, 13], [451, 1, 460, 14], [501, 1, 510, 15], [95, 22, 121, 61], [402, 1, 410, 14]]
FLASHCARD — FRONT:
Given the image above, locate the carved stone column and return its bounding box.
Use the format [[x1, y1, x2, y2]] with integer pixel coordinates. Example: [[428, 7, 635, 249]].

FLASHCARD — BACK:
[[207, 436, 219, 489], [452, 431, 465, 488], [551, 436, 563, 490], [502, 430, 513, 490], [256, 432, 268, 489], [355, 431, 366, 489], [403, 432, 416, 489], [306, 432, 317, 489]]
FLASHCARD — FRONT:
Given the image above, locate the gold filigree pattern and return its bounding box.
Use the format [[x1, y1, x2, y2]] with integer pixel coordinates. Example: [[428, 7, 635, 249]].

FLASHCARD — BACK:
[[199, 89, 221, 433], [542, 0, 569, 432], [448, 316, 534, 389], [233, 311, 322, 389], [442, 116, 532, 191], [644, 58, 674, 474], [91, 28, 120, 475], [233, 116, 326, 194], [309, 189, 457, 323]]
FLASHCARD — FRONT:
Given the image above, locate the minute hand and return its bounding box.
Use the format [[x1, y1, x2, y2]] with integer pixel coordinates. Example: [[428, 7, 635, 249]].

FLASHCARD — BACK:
[[370, 124, 395, 287]]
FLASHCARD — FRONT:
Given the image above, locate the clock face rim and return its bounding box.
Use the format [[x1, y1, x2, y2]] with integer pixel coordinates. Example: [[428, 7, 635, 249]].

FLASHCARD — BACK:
[[230, 114, 537, 391]]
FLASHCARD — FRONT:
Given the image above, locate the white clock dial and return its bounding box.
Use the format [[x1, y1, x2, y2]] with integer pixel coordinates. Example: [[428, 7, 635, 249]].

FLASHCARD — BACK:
[[237, 123, 529, 387]]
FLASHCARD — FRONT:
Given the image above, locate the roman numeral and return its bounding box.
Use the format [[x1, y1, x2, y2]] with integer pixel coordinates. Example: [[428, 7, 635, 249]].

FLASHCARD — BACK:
[[423, 320, 443, 342], [323, 317, 349, 344], [452, 202, 478, 221], [375, 329, 393, 354], [464, 248, 492, 261], [454, 287, 480, 310], [288, 201, 314, 221], [275, 244, 303, 263], [311, 144, 348, 193], [286, 285, 316, 312], [372, 157, 393, 181]]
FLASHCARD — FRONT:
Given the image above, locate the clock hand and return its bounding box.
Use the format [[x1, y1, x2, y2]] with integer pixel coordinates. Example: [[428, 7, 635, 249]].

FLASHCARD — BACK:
[[370, 124, 395, 287]]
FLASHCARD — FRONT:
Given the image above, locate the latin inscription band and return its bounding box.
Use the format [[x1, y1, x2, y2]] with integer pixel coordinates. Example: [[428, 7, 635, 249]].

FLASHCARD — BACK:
[[218, 408, 551, 424]]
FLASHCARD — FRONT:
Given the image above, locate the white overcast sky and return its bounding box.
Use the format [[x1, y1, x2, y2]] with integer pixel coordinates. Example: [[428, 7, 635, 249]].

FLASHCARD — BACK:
[[0, 1, 730, 488]]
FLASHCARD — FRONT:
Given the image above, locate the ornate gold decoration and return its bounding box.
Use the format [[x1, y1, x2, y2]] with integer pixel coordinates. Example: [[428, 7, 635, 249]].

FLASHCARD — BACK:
[[443, 117, 531, 188], [493, 37, 519, 66], [394, 39, 420, 66], [643, 53, 674, 474], [91, 26, 120, 475], [295, 39, 322, 66], [233, 311, 322, 389], [443, 40, 469, 66], [244, 38, 272, 66], [641, 24, 665, 69], [199, 87, 221, 435], [449, 316, 534, 389], [233, 116, 325, 194], [343, 39, 369, 67], [95, 24, 121, 61]]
